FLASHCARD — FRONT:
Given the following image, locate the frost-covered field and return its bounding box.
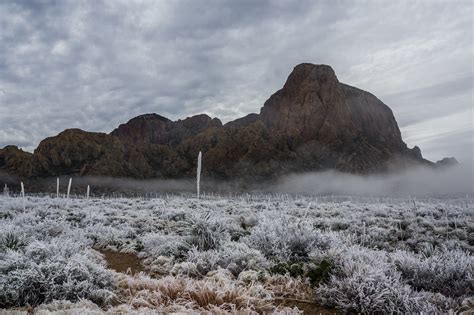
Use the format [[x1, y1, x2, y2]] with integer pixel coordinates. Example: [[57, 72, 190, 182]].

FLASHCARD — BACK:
[[0, 194, 473, 314]]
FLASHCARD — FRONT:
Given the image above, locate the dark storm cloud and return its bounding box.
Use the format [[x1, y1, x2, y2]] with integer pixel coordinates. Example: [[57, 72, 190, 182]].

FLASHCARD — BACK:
[[0, 0, 472, 163]]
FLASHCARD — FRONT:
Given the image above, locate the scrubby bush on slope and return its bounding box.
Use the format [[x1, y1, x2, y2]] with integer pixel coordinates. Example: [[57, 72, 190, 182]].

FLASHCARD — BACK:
[[393, 246, 473, 298], [0, 239, 115, 308], [243, 216, 327, 261], [316, 245, 459, 313], [187, 241, 269, 276]]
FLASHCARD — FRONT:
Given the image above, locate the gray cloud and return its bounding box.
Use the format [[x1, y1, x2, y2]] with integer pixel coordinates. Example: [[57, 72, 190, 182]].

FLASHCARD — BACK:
[[0, 0, 472, 164]]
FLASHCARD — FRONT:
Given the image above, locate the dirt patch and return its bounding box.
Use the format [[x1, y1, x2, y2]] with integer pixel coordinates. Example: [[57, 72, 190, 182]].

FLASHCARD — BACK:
[[99, 249, 144, 274], [277, 299, 342, 315]]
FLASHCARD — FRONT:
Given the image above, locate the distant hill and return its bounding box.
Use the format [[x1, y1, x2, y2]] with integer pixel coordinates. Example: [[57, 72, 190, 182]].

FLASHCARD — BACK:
[[1, 63, 444, 189]]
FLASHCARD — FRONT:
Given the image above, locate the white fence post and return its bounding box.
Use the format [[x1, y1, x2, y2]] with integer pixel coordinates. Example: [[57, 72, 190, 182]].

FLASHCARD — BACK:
[[67, 178, 72, 199]]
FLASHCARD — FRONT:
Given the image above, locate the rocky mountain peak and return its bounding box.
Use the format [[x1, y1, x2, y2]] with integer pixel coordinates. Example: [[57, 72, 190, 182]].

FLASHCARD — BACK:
[[0, 63, 443, 188], [281, 63, 339, 96], [111, 113, 222, 146]]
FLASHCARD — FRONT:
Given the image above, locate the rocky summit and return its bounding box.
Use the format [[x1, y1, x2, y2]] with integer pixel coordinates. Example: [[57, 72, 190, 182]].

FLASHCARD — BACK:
[[1, 63, 439, 189]]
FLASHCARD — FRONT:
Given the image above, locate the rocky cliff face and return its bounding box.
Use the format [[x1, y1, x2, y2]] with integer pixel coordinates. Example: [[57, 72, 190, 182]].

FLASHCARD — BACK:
[[111, 113, 222, 146], [0, 63, 436, 186]]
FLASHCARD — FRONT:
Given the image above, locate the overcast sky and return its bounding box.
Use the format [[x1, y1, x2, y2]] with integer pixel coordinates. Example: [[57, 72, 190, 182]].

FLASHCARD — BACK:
[[0, 0, 472, 163]]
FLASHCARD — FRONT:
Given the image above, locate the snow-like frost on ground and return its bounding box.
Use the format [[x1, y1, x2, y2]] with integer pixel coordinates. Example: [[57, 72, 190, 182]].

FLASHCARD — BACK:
[[0, 194, 472, 314]]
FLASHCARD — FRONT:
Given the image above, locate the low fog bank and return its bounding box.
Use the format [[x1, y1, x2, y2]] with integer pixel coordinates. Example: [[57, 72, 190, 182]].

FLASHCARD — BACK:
[[61, 164, 474, 198], [3, 164, 472, 198], [272, 164, 473, 197]]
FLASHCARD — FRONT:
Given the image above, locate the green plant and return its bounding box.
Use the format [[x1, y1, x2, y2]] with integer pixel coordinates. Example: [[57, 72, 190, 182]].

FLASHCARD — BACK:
[[269, 259, 333, 287], [1, 232, 26, 250], [307, 259, 333, 286]]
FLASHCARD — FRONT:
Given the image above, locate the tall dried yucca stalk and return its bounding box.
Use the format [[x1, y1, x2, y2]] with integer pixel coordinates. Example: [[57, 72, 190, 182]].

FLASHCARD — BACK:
[[197, 151, 202, 199], [67, 178, 72, 199]]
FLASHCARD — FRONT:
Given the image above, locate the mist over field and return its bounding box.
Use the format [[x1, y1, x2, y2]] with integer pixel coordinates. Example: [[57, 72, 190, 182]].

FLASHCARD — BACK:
[[43, 163, 473, 198], [273, 164, 474, 197]]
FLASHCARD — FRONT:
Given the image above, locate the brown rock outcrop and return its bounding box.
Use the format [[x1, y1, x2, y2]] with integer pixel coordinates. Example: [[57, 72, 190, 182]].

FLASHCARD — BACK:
[[0, 63, 440, 188], [111, 113, 222, 146]]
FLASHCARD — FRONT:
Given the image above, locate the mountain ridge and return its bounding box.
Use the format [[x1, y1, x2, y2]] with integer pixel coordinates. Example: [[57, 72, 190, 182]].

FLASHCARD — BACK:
[[1, 63, 452, 190]]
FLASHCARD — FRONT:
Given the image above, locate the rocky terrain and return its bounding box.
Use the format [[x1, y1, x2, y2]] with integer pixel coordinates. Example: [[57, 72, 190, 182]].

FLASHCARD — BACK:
[[1, 63, 446, 190]]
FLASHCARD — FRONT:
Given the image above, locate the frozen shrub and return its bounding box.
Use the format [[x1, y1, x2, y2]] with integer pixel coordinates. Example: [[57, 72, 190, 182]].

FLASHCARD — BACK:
[[115, 273, 277, 313], [85, 224, 131, 250], [141, 233, 190, 261], [187, 242, 269, 276], [459, 297, 474, 314], [187, 213, 228, 251], [171, 262, 200, 277], [0, 239, 116, 308], [269, 257, 333, 287], [216, 242, 269, 276], [238, 270, 260, 284], [205, 267, 235, 281], [264, 274, 314, 301], [147, 255, 174, 276], [239, 215, 258, 230], [317, 269, 441, 313], [0, 227, 27, 251], [186, 247, 222, 275], [33, 299, 104, 314], [33, 220, 66, 239], [316, 245, 443, 313], [244, 216, 325, 261], [393, 247, 473, 297]]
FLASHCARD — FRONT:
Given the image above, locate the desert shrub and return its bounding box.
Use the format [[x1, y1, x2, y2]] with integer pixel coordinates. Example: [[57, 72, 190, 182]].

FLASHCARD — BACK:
[[146, 255, 174, 276], [393, 247, 473, 297], [85, 224, 133, 250], [243, 216, 326, 261], [187, 213, 228, 251], [316, 245, 446, 313], [215, 242, 269, 276], [317, 269, 440, 313], [28, 218, 67, 240], [186, 248, 220, 275], [171, 262, 201, 277], [307, 259, 333, 286], [0, 239, 115, 308], [270, 262, 305, 278], [270, 258, 333, 287], [141, 233, 190, 261], [0, 225, 28, 252], [263, 274, 314, 301], [239, 215, 258, 230], [187, 242, 269, 276], [0, 232, 27, 251], [115, 273, 277, 313]]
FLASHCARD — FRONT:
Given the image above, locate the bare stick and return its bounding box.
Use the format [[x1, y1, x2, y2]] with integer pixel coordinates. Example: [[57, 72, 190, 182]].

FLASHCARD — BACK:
[[67, 178, 72, 199], [197, 151, 202, 199]]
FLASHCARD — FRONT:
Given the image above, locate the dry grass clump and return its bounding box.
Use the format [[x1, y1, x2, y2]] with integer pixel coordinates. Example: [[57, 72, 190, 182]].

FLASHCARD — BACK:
[[15, 299, 300, 315], [113, 270, 303, 313], [263, 274, 313, 301]]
